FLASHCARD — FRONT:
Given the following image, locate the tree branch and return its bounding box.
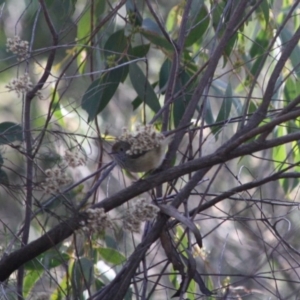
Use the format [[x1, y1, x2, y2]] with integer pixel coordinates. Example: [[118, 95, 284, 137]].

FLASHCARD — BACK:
[[1, 125, 300, 282]]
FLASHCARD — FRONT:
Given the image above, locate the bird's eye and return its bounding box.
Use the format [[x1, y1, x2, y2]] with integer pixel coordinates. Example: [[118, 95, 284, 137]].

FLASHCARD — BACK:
[[119, 147, 124, 152]]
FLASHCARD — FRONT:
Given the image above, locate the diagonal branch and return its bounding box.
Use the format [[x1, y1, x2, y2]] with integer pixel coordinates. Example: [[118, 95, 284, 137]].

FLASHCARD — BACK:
[[1, 124, 300, 282]]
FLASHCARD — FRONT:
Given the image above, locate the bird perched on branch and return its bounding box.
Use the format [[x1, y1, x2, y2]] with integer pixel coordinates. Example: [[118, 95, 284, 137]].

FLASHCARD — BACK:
[[111, 123, 191, 173]]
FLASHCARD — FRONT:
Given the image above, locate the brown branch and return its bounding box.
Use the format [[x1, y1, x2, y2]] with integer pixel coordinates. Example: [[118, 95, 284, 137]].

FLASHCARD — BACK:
[[1, 124, 300, 282], [218, 106, 300, 155], [32, 0, 127, 158], [17, 1, 59, 297], [90, 168, 208, 300], [167, 0, 250, 162], [191, 167, 299, 216], [240, 0, 300, 127], [0, 214, 83, 282], [230, 23, 300, 143], [28, 0, 58, 99]]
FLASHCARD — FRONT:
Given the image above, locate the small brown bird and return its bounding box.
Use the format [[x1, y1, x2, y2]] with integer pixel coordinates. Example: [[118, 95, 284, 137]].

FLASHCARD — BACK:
[[111, 136, 172, 173], [111, 123, 191, 173]]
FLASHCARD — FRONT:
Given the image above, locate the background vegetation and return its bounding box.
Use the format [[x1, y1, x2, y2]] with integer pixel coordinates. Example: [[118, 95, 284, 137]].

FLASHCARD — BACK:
[[0, 0, 300, 299]]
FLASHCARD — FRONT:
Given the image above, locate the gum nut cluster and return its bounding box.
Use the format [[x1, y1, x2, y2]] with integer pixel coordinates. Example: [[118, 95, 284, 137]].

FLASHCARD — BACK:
[[80, 208, 113, 233], [64, 150, 86, 168], [6, 36, 29, 61], [6, 73, 32, 97], [41, 167, 72, 194], [123, 198, 160, 232], [117, 124, 165, 155]]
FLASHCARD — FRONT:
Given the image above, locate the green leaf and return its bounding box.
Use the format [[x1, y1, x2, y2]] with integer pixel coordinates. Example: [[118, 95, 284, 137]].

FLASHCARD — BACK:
[[232, 97, 243, 117], [169, 267, 180, 290], [97, 247, 126, 265], [204, 99, 215, 127], [129, 62, 161, 113], [105, 235, 118, 250], [160, 204, 202, 247], [185, 3, 209, 47], [211, 1, 225, 29], [50, 88, 65, 127], [81, 78, 104, 122], [211, 0, 235, 66], [273, 137, 286, 170], [159, 59, 199, 124], [23, 269, 44, 298], [223, 32, 238, 59], [24, 259, 44, 271], [50, 264, 71, 300], [43, 251, 70, 269], [173, 69, 192, 127], [159, 59, 172, 91], [95, 278, 105, 290], [104, 29, 130, 83], [25, 250, 70, 270], [95, 0, 106, 16], [82, 65, 128, 122], [250, 55, 265, 78], [0, 122, 23, 145], [272, 125, 289, 192], [258, 0, 270, 28], [76, 8, 90, 74], [248, 100, 258, 115], [131, 96, 142, 110], [140, 19, 173, 51], [248, 30, 270, 77], [186, 279, 196, 300], [183, 50, 199, 73], [131, 81, 158, 110], [63, 0, 76, 17], [272, 76, 283, 105], [212, 83, 233, 138], [280, 28, 300, 77], [129, 44, 150, 59], [292, 141, 300, 173], [175, 225, 189, 256], [72, 257, 94, 297], [166, 4, 180, 33], [284, 77, 300, 103], [0, 169, 9, 185], [204, 274, 215, 299], [104, 29, 128, 61], [124, 287, 133, 300], [45, 0, 76, 18], [126, 0, 143, 26], [280, 138, 300, 192]]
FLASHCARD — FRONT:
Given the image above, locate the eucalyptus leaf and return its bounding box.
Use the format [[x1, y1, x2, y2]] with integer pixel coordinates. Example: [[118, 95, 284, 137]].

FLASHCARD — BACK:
[[98, 247, 126, 265], [129, 62, 160, 113], [0, 122, 23, 145]]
